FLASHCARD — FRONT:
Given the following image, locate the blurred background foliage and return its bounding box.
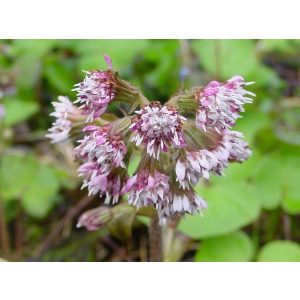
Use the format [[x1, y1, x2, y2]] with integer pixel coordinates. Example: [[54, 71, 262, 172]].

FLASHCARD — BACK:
[[0, 39, 299, 262]]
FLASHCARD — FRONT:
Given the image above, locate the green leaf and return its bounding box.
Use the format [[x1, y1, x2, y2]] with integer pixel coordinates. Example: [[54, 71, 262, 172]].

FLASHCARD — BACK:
[[259, 39, 300, 55], [0, 153, 60, 218], [257, 241, 300, 262], [2, 97, 39, 126], [252, 149, 300, 210], [22, 163, 60, 218], [178, 181, 260, 239], [127, 154, 141, 177], [15, 55, 41, 90], [234, 109, 270, 144], [195, 231, 254, 262], [11, 40, 58, 58], [192, 40, 258, 79], [74, 40, 149, 72], [44, 56, 75, 95]]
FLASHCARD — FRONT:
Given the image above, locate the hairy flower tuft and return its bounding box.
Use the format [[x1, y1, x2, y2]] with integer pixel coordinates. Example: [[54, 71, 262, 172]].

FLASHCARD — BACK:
[[130, 102, 186, 159], [75, 125, 127, 203], [46, 96, 81, 143], [196, 76, 255, 133], [73, 70, 116, 122]]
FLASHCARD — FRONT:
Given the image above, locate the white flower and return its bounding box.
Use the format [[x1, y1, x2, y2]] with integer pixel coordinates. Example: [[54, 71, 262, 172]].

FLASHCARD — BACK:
[[196, 76, 255, 133], [46, 96, 80, 143], [130, 102, 186, 159]]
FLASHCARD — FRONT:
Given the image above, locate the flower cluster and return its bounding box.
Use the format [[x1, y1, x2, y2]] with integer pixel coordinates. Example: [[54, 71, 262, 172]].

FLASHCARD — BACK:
[[195, 76, 255, 134], [46, 55, 254, 226], [74, 125, 127, 204]]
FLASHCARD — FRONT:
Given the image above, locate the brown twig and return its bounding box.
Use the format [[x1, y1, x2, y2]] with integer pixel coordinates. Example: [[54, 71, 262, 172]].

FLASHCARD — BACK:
[[148, 212, 162, 262], [139, 233, 148, 262], [0, 197, 10, 258], [14, 200, 24, 261], [283, 213, 292, 240], [33, 195, 94, 258]]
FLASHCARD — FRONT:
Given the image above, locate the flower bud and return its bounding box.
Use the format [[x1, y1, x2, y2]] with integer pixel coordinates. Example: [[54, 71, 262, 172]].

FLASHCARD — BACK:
[[77, 206, 113, 231]]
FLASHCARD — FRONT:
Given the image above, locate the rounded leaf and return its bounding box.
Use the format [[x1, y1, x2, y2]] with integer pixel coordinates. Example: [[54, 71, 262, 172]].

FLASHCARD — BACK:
[[178, 182, 260, 239], [257, 241, 300, 262], [195, 231, 254, 262]]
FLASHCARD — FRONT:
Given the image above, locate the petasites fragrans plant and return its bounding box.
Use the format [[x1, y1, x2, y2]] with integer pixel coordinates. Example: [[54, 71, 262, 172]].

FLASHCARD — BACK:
[[46, 55, 254, 228]]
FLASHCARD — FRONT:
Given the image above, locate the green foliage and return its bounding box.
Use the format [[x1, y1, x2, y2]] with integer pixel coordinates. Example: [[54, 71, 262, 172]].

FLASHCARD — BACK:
[[0, 153, 63, 218], [257, 241, 300, 262], [72, 39, 149, 72], [2, 97, 39, 126], [0, 39, 299, 261], [179, 181, 260, 239], [192, 40, 258, 79], [195, 231, 254, 262]]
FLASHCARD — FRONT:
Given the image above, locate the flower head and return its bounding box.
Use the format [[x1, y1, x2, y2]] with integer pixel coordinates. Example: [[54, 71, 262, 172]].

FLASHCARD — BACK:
[[123, 168, 170, 210], [73, 70, 116, 122], [130, 102, 186, 159], [225, 130, 251, 162], [168, 188, 207, 216], [175, 149, 220, 189], [196, 76, 255, 133], [77, 206, 112, 231], [46, 96, 81, 143], [75, 125, 127, 203]]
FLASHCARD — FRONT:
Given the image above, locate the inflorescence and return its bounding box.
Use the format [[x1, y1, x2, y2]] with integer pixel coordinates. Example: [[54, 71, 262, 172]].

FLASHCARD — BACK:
[[47, 56, 255, 227]]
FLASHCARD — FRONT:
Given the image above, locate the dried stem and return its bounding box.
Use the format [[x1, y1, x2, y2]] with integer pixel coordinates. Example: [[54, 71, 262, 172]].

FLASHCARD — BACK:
[[14, 200, 23, 261], [0, 197, 10, 258], [33, 195, 94, 258], [148, 212, 162, 262]]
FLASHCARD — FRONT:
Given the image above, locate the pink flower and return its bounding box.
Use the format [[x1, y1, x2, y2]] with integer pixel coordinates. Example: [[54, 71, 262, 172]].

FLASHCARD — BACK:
[[130, 102, 187, 159], [75, 125, 127, 203], [196, 76, 255, 133], [75, 126, 126, 170], [175, 149, 220, 189], [46, 96, 80, 143], [169, 189, 207, 215], [225, 131, 251, 162], [123, 169, 170, 210], [77, 206, 112, 231], [158, 188, 207, 223], [73, 69, 116, 122]]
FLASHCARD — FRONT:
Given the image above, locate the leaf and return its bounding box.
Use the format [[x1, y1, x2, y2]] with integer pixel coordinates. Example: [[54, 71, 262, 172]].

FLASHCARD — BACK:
[[44, 56, 75, 95], [195, 231, 254, 262], [74, 40, 149, 72], [2, 97, 39, 126], [22, 163, 60, 218], [234, 109, 270, 144], [15, 55, 42, 90], [178, 181, 260, 239], [252, 149, 300, 210], [127, 154, 141, 177], [259, 40, 300, 55], [0, 154, 60, 218], [257, 241, 300, 262], [192, 40, 258, 79], [11, 40, 58, 58]]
